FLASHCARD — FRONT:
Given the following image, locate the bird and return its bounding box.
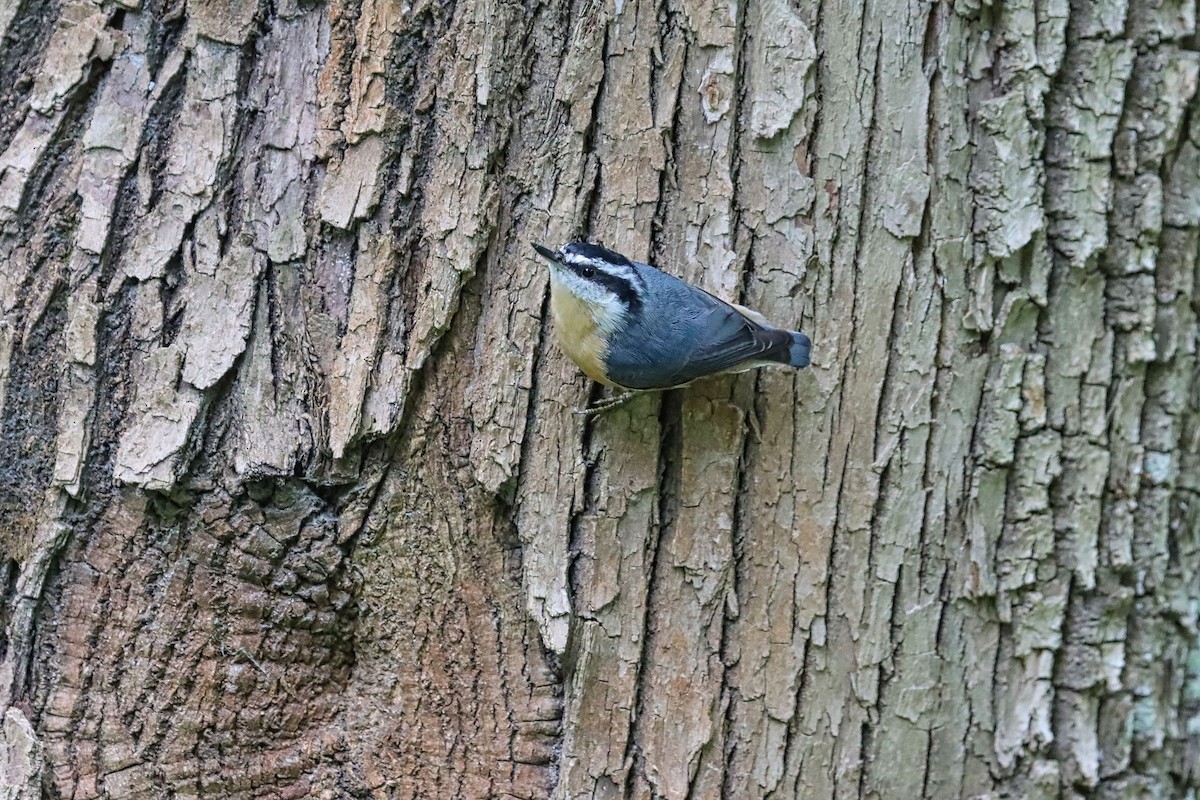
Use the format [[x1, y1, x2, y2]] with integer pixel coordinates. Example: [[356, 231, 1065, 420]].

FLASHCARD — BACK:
[[532, 241, 811, 413]]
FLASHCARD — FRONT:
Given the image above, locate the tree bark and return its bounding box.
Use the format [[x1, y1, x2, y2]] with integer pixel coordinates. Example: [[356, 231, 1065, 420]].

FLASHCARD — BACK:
[[2, 0, 1199, 798]]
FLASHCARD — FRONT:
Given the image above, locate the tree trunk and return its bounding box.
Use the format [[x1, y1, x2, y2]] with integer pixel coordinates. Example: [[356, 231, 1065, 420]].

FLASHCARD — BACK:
[[2, 0, 1198, 797]]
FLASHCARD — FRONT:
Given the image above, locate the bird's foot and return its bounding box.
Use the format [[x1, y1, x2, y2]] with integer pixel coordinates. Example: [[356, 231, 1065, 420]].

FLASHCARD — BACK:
[[575, 391, 636, 416]]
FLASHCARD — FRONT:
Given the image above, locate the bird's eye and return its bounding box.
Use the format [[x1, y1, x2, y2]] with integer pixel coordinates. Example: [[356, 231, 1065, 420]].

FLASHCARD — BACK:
[[580, 265, 595, 278]]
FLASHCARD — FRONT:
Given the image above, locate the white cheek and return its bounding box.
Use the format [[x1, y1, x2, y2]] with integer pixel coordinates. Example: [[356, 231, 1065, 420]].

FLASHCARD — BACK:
[[591, 295, 626, 333]]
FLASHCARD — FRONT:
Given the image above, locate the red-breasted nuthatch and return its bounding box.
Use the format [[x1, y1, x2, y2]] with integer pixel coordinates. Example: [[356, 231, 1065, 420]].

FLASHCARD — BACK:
[[532, 242, 811, 408]]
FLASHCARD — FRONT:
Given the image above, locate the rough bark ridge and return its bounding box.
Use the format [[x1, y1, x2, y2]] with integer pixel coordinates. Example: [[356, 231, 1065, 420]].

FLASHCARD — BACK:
[[1, 0, 1198, 797]]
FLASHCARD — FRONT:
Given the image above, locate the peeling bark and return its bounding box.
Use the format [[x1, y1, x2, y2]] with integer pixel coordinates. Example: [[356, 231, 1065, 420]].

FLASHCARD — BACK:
[[1, 0, 1199, 798]]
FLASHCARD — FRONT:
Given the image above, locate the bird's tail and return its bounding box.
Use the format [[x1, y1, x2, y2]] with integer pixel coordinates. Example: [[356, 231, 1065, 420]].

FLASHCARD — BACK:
[[786, 331, 811, 368]]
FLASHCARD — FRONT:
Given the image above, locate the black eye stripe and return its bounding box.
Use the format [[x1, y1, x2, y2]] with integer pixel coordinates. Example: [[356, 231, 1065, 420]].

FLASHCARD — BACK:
[[566, 260, 600, 280], [576, 267, 642, 313]]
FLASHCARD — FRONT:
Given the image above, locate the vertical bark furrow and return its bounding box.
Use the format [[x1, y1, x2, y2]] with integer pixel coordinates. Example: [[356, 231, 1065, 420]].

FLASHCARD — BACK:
[[555, 398, 663, 800], [0, 0, 64, 154], [1028, 1, 1200, 797]]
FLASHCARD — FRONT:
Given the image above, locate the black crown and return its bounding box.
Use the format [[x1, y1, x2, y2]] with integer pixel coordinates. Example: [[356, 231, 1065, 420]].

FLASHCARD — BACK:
[[564, 241, 634, 267]]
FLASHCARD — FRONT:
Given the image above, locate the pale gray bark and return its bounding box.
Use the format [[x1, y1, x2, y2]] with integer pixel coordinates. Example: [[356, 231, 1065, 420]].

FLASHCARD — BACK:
[[1, 0, 1198, 798]]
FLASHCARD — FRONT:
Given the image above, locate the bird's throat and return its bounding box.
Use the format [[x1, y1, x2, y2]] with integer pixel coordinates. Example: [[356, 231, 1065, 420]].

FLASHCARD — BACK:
[[549, 279, 616, 387]]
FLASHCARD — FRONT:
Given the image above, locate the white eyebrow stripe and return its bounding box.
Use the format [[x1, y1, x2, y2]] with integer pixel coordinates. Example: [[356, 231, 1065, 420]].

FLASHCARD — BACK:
[[562, 252, 632, 276], [562, 252, 599, 267], [600, 263, 635, 278]]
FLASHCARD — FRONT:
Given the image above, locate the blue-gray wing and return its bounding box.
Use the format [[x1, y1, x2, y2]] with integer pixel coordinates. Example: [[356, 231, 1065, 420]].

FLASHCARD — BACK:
[[607, 292, 795, 390], [666, 303, 795, 383]]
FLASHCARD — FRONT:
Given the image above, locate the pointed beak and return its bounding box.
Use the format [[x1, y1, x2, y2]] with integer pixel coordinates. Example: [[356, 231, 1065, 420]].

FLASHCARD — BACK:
[[532, 243, 561, 264]]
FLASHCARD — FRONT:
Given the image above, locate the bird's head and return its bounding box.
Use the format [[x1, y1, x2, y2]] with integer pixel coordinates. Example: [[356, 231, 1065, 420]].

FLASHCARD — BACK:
[[533, 242, 644, 327]]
